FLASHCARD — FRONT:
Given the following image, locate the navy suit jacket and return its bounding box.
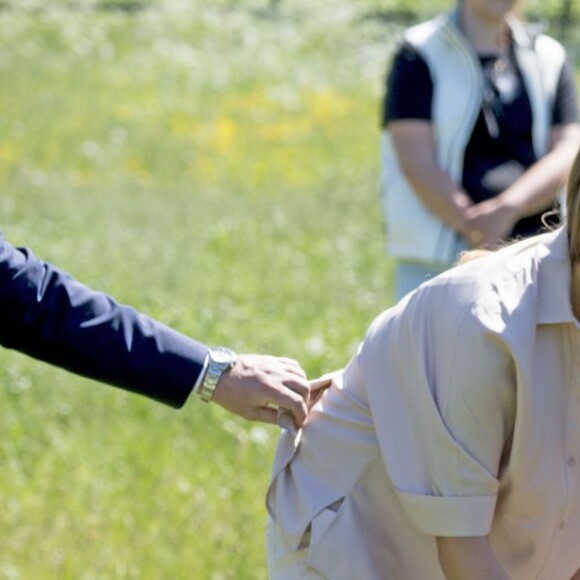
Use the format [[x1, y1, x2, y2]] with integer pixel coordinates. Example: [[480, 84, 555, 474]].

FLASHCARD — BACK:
[[0, 233, 207, 408]]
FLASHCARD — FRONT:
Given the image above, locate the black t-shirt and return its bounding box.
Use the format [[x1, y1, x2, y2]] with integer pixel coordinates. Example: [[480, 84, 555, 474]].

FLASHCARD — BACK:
[[383, 40, 579, 238]]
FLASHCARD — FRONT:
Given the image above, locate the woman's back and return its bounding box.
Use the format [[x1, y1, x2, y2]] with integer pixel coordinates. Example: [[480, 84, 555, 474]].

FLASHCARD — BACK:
[[267, 229, 580, 580]]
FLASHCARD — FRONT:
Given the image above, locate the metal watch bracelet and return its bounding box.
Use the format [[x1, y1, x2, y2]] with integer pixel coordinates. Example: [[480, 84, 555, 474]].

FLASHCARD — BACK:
[[197, 347, 237, 402]]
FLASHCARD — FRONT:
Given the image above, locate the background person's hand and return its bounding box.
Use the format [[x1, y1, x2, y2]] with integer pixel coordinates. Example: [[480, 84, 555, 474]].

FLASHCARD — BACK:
[[464, 197, 518, 247], [212, 354, 310, 426]]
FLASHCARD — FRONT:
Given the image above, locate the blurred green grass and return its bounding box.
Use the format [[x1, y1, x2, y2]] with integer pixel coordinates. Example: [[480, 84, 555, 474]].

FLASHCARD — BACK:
[[0, 3, 391, 578]]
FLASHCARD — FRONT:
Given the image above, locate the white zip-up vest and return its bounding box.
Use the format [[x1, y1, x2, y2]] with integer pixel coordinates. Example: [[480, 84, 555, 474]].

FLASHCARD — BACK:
[[380, 12, 566, 265]]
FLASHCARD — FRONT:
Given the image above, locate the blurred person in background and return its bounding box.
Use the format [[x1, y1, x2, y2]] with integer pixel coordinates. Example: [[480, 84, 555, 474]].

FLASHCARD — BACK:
[[0, 232, 320, 427], [381, 0, 580, 300]]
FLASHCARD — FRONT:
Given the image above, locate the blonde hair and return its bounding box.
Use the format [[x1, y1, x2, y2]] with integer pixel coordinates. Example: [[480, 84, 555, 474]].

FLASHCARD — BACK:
[[456, 248, 493, 265], [455, 238, 508, 266], [566, 146, 580, 262]]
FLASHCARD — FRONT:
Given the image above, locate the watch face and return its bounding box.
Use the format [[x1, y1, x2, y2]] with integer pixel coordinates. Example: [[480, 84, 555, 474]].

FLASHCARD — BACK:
[[210, 347, 236, 365]]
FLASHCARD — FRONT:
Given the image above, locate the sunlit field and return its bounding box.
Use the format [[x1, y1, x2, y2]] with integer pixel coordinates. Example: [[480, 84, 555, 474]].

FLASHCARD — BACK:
[[0, 0, 576, 578]]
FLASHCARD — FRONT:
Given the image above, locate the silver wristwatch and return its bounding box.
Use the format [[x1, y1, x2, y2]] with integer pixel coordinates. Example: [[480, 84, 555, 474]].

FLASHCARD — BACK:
[[198, 346, 238, 403]]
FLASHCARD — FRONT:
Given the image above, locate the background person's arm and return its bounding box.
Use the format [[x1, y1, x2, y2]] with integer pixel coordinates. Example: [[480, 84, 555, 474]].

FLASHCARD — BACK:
[[389, 119, 475, 238], [436, 536, 510, 580], [465, 56, 580, 246], [383, 41, 476, 243], [464, 123, 580, 245]]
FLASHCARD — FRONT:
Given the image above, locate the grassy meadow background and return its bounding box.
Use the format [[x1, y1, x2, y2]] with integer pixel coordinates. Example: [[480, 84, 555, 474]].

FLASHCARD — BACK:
[[0, 1, 577, 578]]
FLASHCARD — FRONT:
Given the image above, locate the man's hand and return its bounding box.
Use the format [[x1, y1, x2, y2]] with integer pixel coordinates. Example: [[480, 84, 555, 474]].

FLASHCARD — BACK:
[[275, 371, 337, 436], [212, 354, 310, 427]]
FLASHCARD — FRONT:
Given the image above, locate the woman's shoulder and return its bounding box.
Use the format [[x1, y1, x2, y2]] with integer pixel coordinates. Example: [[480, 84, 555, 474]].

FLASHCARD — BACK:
[[423, 231, 565, 326], [396, 234, 551, 321], [367, 231, 566, 357]]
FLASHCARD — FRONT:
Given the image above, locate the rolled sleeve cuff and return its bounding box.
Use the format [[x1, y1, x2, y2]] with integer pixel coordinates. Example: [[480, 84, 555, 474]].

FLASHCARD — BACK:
[[396, 489, 497, 536]]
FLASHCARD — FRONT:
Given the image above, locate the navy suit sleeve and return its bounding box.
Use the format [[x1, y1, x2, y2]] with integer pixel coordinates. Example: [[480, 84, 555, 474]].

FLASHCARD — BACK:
[[0, 233, 208, 408]]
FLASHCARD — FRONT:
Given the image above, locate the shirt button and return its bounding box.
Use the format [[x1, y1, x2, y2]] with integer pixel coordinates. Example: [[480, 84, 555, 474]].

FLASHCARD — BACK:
[[559, 520, 566, 530], [568, 456, 576, 467]]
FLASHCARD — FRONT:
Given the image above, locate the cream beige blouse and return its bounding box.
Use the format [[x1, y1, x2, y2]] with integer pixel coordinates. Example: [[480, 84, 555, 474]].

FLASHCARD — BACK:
[[267, 227, 580, 580]]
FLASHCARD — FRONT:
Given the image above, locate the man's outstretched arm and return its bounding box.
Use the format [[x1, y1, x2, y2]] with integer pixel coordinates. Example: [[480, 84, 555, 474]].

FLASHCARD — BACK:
[[0, 233, 310, 424]]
